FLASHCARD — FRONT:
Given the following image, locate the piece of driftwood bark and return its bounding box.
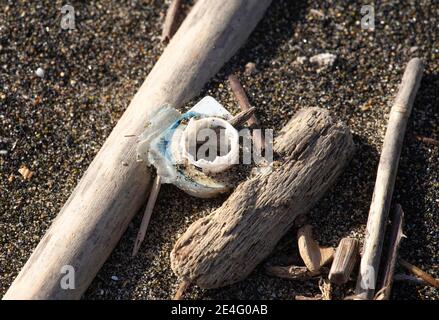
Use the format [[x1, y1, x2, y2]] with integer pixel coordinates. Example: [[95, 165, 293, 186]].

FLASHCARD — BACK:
[[399, 259, 439, 289], [374, 204, 404, 300], [161, 0, 184, 43], [3, 0, 273, 300], [355, 58, 424, 299], [329, 238, 359, 285], [265, 265, 320, 280], [228, 74, 265, 153], [170, 107, 355, 289], [297, 225, 335, 273], [132, 175, 162, 257]]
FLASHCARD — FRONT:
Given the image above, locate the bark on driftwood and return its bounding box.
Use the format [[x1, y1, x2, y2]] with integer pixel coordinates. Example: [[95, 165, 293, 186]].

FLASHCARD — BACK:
[[4, 0, 272, 300], [170, 108, 355, 289]]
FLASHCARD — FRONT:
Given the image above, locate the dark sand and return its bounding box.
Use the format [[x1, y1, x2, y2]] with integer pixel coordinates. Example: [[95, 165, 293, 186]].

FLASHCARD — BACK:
[[0, 0, 437, 299]]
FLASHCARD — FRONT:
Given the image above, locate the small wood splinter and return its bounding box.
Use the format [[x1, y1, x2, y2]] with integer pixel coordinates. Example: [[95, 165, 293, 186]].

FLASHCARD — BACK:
[[132, 175, 162, 257], [297, 225, 335, 273]]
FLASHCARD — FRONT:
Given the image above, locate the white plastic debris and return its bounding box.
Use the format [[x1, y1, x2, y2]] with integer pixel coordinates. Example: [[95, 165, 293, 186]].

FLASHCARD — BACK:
[[309, 53, 337, 68], [181, 117, 239, 174], [137, 96, 238, 198], [35, 67, 45, 78]]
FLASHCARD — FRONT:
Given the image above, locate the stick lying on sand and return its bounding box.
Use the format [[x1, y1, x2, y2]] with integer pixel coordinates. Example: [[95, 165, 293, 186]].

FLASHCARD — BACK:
[[399, 259, 439, 289], [228, 74, 265, 153], [4, 0, 273, 300], [161, 0, 184, 43], [355, 58, 424, 299], [374, 204, 404, 300], [132, 175, 162, 257]]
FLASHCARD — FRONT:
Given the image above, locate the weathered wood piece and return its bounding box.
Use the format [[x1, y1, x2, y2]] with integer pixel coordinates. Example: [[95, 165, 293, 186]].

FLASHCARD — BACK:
[[297, 225, 335, 273], [329, 238, 359, 285], [161, 0, 184, 43], [355, 58, 424, 299], [4, 0, 273, 300], [374, 204, 404, 300], [171, 107, 355, 289], [399, 259, 439, 289]]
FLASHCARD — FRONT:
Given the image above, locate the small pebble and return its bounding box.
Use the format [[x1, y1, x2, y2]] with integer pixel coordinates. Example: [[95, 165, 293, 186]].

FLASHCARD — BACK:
[[0, 150, 7, 156], [294, 56, 308, 65], [244, 62, 258, 76], [111, 276, 119, 281], [35, 67, 45, 78], [409, 46, 419, 54], [309, 53, 337, 68]]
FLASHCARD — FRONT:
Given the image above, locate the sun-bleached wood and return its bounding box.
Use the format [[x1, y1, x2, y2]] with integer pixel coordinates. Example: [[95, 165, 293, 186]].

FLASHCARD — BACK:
[[3, 0, 273, 300], [329, 238, 359, 285], [297, 225, 335, 273], [171, 108, 355, 289], [355, 58, 424, 299]]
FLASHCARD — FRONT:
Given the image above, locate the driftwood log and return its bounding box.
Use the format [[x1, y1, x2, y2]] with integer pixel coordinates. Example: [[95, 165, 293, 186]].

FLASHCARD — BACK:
[[355, 58, 424, 299], [170, 107, 355, 289], [4, 0, 273, 300]]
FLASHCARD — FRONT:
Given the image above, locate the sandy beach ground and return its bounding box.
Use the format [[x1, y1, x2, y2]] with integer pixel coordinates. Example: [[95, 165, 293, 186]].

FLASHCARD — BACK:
[[0, 0, 438, 299]]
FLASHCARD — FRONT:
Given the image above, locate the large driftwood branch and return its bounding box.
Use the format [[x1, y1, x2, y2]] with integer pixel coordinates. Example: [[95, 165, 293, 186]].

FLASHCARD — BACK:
[[355, 58, 424, 299], [4, 0, 273, 300], [171, 108, 355, 289]]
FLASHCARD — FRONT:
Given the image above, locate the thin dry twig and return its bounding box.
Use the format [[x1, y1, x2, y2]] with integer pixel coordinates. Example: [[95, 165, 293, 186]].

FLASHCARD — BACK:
[[228, 74, 265, 153], [229, 107, 256, 128], [132, 175, 162, 257], [161, 0, 183, 43], [399, 259, 439, 289], [173, 279, 191, 300]]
